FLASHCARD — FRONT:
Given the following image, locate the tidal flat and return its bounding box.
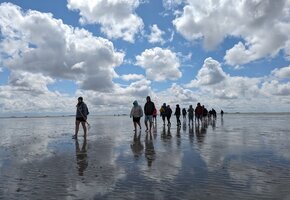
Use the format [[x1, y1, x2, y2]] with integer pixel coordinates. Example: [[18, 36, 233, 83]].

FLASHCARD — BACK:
[[1, 113, 290, 200]]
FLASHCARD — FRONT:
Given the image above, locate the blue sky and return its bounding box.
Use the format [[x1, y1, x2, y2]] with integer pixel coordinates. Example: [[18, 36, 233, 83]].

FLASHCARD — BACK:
[[0, 0, 290, 116]]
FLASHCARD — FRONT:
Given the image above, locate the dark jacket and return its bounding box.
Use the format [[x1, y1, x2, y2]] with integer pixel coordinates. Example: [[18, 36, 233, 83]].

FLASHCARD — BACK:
[[165, 106, 172, 117], [174, 107, 181, 116], [144, 101, 155, 115], [182, 108, 187, 116], [188, 107, 194, 117], [195, 105, 203, 116], [76, 102, 89, 118]]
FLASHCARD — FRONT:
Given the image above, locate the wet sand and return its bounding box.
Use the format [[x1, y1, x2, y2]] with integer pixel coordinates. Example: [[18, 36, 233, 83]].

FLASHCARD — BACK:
[[1, 113, 290, 199]]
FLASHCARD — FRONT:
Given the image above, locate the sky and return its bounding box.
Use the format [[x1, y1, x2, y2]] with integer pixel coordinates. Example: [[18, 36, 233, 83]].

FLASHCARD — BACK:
[[0, 0, 290, 116]]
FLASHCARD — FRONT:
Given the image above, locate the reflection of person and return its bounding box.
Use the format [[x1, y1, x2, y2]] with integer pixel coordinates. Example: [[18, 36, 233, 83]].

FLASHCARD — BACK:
[[161, 125, 166, 138], [166, 124, 172, 138], [73, 97, 89, 139], [144, 96, 155, 132], [145, 133, 155, 167], [130, 100, 143, 131], [195, 123, 207, 144], [75, 138, 88, 176], [130, 132, 144, 158], [176, 126, 181, 138]]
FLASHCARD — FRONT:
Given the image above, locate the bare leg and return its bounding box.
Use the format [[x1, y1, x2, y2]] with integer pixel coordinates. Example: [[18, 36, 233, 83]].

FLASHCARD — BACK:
[[74, 120, 80, 138], [137, 121, 141, 129], [145, 120, 148, 131], [133, 121, 137, 131], [81, 122, 87, 137]]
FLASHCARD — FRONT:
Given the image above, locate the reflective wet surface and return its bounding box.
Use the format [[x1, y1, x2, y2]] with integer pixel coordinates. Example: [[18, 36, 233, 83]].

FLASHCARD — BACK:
[[1, 113, 290, 199]]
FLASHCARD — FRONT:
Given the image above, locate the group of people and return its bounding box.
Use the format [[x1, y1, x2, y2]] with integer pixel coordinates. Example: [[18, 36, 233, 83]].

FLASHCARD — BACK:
[[129, 96, 157, 133], [159, 102, 219, 126], [72, 96, 223, 138], [129, 96, 223, 133]]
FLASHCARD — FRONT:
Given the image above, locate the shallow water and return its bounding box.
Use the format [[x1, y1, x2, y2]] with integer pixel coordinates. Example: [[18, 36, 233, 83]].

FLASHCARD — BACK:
[[1, 114, 290, 200]]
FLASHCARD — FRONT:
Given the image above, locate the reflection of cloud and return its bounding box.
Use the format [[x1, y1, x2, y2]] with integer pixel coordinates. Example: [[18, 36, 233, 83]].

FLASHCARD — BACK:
[[227, 158, 290, 194], [140, 132, 184, 183], [1, 118, 65, 163], [197, 126, 247, 172], [0, 116, 128, 199]]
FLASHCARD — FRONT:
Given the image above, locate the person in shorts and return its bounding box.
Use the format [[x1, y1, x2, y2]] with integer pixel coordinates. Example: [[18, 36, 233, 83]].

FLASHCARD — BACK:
[[144, 96, 155, 132], [130, 100, 143, 131]]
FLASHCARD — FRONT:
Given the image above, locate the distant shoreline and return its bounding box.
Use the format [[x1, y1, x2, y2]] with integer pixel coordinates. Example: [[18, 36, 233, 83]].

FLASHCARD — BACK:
[[1, 112, 290, 119]]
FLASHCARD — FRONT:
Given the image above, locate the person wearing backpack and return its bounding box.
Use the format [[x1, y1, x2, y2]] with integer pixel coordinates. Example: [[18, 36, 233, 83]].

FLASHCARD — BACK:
[[165, 105, 172, 126], [159, 103, 167, 125]]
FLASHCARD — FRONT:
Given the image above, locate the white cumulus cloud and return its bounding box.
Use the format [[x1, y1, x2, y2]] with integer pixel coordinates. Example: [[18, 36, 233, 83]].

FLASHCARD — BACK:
[[261, 80, 290, 96], [186, 57, 262, 100], [135, 47, 182, 81], [67, 0, 144, 42], [147, 24, 165, 44], [173, 0, 290, 66], [120, 73, 145, 81], [187, 57, 227, 87], [272, 65, 290, 79], [0, 2, 124, 92]]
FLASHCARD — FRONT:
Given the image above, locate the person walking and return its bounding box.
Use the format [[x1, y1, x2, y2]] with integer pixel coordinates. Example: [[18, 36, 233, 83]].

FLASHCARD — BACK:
[[130, 100, 143, 131], [195, 102, 203, 125], [160, 103, 167, 125], [187, 105, 194, 125], [182, 108, 187, 120], [165, 105, 172, 126], [73, 97, 89, 139], [144, 96, 155, 132], [174, 104, 181, 126]]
